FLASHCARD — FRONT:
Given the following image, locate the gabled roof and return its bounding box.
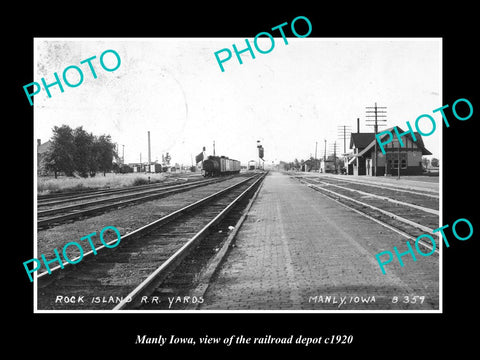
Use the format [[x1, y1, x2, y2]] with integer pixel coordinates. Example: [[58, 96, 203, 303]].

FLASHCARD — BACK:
[[350, 133, 376, 149], [350, 127, 432, 158], [37, 140, 52, 155]]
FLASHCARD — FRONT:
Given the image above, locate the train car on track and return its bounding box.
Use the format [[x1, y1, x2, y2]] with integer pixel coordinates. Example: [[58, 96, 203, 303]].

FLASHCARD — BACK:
[[248, 160, 256, 170], [149, 163, 162, 173], [202, 155, 241, 177]]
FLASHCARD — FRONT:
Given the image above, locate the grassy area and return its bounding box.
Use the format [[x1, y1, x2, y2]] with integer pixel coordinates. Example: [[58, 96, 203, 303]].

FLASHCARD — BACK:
[[37, 172, 170, 195]]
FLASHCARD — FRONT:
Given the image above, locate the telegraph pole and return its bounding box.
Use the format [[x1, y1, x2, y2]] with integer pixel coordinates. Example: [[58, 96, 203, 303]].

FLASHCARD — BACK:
[[324, 139, 327, 162], [337, 125, 352, 155], [365, 103, 387, 176], [315, 141, 318, 171], [323, 139, 327, 173], [147, 131, 151, 165], [338, 125, 352, 174], [329, 141, 338, 174], [333, 141, 337, 174]]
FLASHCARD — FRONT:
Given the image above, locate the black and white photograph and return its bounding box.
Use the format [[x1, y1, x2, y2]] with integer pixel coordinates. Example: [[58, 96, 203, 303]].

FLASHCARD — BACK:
[[32, 37, 442, 312]]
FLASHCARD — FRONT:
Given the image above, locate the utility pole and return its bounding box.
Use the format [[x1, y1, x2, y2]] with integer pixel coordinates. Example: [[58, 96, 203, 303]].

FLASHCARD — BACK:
[[324, 139, 327, 162], [333, 141, 337, 174], [122, 145, 125, 165], [338, 125, 352, 154], [365, 103, 387, 176], [147, 131, 151, 165], [213, 140, 216, 156], [328, 141, 338, 174], [338, 125, 352, 174], [323, 139, 327, 173], [315, 141, 318, 171]]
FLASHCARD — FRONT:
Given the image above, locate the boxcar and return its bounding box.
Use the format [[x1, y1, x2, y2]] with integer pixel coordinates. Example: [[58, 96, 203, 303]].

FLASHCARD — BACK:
[[202, 155, 241, 177]]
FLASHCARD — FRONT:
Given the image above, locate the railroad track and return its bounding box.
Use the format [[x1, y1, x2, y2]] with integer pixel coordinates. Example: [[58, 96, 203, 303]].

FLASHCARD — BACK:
[[37, 176, 234, 229], [292, 175, 440, 253], [307, 174, 439, 198], [36, 172, 266, 310], [37, 174, 203, 202], [37, 178, 191, 206]]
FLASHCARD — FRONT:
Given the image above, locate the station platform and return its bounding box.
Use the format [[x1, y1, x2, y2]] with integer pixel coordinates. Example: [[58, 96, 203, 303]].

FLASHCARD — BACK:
[[199, 171, 439, 311]]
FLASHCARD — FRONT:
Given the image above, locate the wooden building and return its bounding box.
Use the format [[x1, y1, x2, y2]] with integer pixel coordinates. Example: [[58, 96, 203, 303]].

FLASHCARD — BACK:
[[37, 139, 52, 175], [347, 127, 432, 176]]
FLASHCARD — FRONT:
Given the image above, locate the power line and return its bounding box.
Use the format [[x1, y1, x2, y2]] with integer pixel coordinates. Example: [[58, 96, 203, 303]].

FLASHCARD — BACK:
[[365, 102, 387, 176], [328, 141, 338, 174], [337, 125, 352, 154]]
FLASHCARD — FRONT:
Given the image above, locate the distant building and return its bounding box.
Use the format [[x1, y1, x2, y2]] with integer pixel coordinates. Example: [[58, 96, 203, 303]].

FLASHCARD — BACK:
[[37, 139, 52, 175], [347, 128, 432, 176], [130, 163, 142, 173], [150, 163, 162, 173], [129, 162, 164, 173], [320, 158, 336, 173]]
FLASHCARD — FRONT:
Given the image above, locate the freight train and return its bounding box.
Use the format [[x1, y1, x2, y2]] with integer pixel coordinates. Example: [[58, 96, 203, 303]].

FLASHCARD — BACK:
[[202, 155, 241, 177]]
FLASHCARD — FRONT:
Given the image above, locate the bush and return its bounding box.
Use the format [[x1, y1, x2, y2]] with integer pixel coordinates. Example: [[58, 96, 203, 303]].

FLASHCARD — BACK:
[[132, 177, 150, 186]]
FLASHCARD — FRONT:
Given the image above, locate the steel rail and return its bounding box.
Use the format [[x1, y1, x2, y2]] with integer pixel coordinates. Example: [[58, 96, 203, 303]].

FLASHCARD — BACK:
[[37, 175, 203, 201], [307, 183, 439, 255], [113, 173, 266, 310], [38, 178, 223, 216], [185, 170, 267, 310], [37, 178, 195, 207], [37, 177, 232, 228], [311, 175, 439, 199], [38, 185, 151, 202], [305, 183, 435, 234], [316, 180, 439, 215], [37, 173, 263, 281]]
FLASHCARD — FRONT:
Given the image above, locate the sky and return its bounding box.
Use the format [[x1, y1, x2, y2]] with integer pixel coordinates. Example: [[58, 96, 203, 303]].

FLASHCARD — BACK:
[[34, 38, 442, 166]]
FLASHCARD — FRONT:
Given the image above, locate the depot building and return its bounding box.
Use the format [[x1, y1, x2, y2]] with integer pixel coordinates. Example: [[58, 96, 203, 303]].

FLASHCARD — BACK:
[[346, 127, 432, 176]]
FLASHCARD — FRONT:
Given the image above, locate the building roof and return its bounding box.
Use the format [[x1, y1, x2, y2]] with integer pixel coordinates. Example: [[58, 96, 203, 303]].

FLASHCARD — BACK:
[[37, 140, 52, 155], [349, 127, 432, 163], [350, 133, 376, 149]]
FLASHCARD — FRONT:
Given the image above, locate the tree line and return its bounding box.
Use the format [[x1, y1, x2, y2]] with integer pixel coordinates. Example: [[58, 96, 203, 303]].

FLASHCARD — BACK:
[[280, 156, 344, 172], [44, 125, 118, 178], [280, 156, 439, 172]]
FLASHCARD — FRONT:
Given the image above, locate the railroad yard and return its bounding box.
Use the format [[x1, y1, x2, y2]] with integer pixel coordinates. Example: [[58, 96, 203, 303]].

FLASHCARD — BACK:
[[35, 170, 439, 311]]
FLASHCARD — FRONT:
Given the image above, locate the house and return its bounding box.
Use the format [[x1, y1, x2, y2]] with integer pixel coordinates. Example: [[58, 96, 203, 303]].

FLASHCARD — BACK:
[[37, 139, 52, 175], [347, 127, 432, 176]]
